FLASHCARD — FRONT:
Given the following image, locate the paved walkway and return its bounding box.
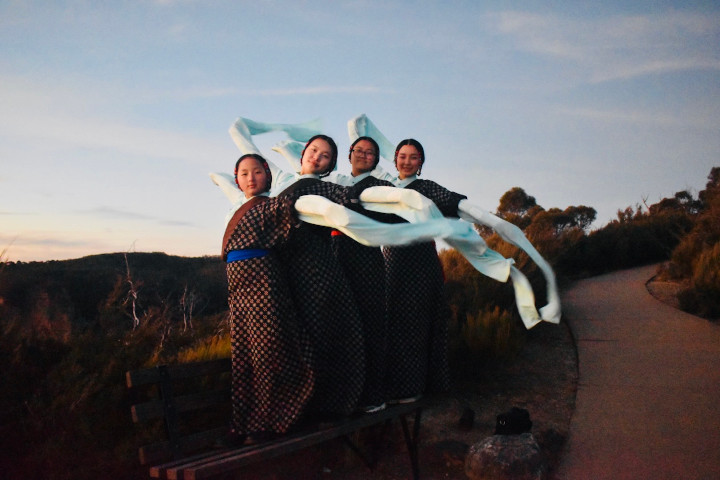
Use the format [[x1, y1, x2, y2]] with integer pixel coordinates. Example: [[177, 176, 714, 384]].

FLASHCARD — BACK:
[[555, 265, 720, 480]]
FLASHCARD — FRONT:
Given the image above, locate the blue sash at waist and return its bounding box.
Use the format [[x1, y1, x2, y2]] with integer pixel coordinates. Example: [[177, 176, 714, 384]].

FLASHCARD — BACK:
[[226, 249, 269, 263]]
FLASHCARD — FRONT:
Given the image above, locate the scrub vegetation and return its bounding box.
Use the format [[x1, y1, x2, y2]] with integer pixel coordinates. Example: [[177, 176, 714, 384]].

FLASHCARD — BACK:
[[0, 166, 717, 479]]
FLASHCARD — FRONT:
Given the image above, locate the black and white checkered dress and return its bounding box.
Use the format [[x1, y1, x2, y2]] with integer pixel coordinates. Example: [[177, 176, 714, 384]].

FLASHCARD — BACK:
[[330, 175, 395, 408], [383, 179, 467, 399], [277, 179, 366, 416], [224, 196, 315, 436]]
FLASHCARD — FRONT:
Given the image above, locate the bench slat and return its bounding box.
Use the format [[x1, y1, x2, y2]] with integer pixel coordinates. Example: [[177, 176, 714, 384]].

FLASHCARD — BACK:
[[128, 360, 233, 466], [141, 426, 228, 467], [127, 359, 425, 480], [166, 403, 425, 480], [148, 447, 226, 479], [131, 388, 229, 423], [126, 358, 231, 388]]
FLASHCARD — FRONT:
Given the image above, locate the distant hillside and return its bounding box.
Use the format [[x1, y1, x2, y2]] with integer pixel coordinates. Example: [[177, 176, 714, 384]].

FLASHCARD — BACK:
[[0, 252, 228, 341]]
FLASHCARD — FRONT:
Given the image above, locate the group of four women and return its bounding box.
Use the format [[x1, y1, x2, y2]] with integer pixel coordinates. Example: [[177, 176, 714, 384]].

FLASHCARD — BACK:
[[219, 133, 465, 447]]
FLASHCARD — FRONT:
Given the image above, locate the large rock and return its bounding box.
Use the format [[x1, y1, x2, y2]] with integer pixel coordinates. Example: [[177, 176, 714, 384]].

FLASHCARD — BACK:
[[465, 433, 547, 480]]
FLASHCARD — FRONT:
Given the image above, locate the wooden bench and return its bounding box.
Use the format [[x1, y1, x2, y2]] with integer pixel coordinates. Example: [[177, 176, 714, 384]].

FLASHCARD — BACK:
[[126, 358, 426, 480]]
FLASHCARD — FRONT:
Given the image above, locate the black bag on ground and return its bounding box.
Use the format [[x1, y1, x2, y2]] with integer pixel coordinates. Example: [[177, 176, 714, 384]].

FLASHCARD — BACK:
[[494, 407, 532, 435]]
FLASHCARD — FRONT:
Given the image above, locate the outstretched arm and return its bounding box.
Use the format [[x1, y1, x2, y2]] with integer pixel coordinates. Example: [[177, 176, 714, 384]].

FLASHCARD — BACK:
[[357, 185, 544, 327], [359, 186, 439, 220], [209, 172, 244, 205], [229, 118, 286, 190], [294, 194, 462, 248], [271, 140, 303, 173], [348, 115, 556, 326], [229, 117, 322, 191]]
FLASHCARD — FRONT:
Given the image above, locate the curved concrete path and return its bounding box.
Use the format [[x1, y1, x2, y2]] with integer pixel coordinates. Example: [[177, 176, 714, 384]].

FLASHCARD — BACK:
[[555, 265, 720, 480]]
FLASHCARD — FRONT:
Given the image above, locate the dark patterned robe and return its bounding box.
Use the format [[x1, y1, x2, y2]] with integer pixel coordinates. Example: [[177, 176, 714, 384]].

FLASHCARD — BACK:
[[276, 179, 366, 416], [330, 175, 395, 408], [223, 196, 315, 436], [383, 179, 467, 399]]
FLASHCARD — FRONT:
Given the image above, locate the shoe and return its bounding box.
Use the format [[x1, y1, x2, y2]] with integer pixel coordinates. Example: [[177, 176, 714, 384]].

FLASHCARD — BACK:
[[360, 403, 386, 414], [388, 394, 422, 405]]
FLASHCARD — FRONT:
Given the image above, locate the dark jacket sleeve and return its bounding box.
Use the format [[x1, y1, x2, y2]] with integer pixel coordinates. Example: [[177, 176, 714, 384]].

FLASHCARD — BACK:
[[410, 180, 467, 218]]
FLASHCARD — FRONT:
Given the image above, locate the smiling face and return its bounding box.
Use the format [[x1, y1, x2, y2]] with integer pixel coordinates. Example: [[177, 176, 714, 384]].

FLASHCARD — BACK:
[[236, 156, 269, 197], [395, 144, 423, 179], [350, 139, 378, 176], [300, 138, 333, 175]]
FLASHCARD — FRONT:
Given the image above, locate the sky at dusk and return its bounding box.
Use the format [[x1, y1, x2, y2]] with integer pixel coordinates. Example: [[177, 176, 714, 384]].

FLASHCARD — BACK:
[[1, 1, 719, 262]]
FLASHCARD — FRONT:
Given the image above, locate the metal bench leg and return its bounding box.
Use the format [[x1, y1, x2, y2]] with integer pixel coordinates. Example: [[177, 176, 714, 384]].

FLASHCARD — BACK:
[[342, 433, 376, 470], [157, 365, 182, 460], [400, 408, 422, 480]]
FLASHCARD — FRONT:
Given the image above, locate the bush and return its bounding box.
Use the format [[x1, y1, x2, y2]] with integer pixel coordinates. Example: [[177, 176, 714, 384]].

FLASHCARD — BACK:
[[448, 305, 525, 378], [558, 209, 694, 277], [678, 242, 720, 319], [441, 249, 526, 379], [664, 167, 720, 319], [177, 329, 231, 363]]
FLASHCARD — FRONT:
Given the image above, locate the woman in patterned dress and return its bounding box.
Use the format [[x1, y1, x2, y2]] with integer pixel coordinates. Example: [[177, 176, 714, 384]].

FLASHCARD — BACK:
[[274, 135, 368, 418], [383, 139, 467, 403], [329, 136, 395, 413], [221, 154, 314, 446]]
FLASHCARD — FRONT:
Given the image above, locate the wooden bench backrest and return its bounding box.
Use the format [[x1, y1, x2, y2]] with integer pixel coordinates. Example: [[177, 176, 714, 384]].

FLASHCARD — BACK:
[[126, 358, 232, 465]]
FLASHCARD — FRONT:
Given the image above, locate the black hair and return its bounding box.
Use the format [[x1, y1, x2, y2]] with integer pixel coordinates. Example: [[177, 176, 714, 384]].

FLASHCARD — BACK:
[[300, 134, 338, 178], [349, 136, 381, 170], [234, 153, 272, 193], [394, 138, 425, 176]]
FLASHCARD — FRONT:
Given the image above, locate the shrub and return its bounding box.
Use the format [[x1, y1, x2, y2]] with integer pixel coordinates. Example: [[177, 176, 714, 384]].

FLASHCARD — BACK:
[[441, 249, 527, 379], [0, 253, 230, 480], [177, 330, 231, 363], [558, 209, 694, 277], [678, 242, 720, 319]]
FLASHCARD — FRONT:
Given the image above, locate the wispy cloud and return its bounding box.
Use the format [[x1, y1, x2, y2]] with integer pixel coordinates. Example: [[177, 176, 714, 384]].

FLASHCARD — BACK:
[[0, 233, 95, 249], [82, 207, 195, 227], [485, 10, 720, 83], [83, 207, 156, 221]]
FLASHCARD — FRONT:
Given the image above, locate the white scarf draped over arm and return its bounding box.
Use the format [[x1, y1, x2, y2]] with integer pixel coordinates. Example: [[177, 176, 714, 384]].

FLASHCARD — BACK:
[[348, 114, 560, 328], [359, 186, 543, 329], [228, 117, 323, 192], [209, 172, 244, 206], [295, 198, 541, 329], [294, 195, 474, 248]]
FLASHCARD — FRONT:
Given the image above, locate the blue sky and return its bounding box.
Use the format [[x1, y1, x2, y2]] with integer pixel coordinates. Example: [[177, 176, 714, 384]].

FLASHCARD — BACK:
[[1, 0, 718, 262]]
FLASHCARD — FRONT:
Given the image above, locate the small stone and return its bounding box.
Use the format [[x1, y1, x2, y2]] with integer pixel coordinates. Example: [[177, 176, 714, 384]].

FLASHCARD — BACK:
[[465, 433, 547, 480]]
